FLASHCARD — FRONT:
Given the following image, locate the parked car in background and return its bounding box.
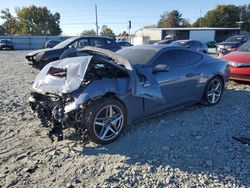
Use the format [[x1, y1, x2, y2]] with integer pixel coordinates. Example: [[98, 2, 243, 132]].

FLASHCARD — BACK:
[[25, 36, 121, 69], [154, 39, 175, 45], [222, 41, 250, 82], [216, 35, 250, 56], [117, 41, 133, 48], [0, 39, 14, 50], [44, 40, 61, 48], [29, 45, 229, 144], [170, 40, 208, 54]]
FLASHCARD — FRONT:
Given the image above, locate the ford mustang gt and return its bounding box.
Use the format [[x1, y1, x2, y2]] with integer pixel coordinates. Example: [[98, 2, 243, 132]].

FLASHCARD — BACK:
[[29, 45, 229, 145]]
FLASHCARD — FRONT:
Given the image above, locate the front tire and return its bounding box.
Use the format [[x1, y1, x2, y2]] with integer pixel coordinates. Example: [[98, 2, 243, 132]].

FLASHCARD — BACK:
[[83, 97, 127, 145], [201, 76, 224, 106]]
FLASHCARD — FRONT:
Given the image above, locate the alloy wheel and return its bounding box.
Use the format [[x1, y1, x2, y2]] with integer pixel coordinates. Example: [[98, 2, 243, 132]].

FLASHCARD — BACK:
[[93, 105, 124, 141], [207, 78, 222, 104]]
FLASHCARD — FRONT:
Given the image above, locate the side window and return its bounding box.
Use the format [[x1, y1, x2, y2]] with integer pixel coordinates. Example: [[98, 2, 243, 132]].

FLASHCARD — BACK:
[[155, 50, 202, 69], [189, 51, 203, 63], [90, 38, 106, 47], [69, 38, 89, 48], [154, 51, 176, 68], [76, 39, 89, 48]]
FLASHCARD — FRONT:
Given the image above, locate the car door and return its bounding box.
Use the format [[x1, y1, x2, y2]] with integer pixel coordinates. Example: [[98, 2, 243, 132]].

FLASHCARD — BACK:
[[144, 49, 202, 114]]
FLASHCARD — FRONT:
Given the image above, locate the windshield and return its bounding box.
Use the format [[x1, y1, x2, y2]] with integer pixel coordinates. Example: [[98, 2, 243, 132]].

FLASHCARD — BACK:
[[53, 37, 77, 49], [116, 47, 158, 65], [237, 41, 250, 52], [225, 36, 243, 42]]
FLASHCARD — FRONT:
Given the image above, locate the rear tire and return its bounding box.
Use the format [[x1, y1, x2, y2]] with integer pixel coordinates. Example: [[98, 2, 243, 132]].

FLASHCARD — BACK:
[[201, 76, 224, 106], [82, 97, 127, 145]]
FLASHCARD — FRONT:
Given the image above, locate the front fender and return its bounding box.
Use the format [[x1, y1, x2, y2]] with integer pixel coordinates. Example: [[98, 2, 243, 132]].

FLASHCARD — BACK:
[[71, 78, 130, 108]]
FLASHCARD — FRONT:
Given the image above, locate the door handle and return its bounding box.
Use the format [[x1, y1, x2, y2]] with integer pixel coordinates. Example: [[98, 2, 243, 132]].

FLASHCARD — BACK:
[[186, 73, 198, 77]]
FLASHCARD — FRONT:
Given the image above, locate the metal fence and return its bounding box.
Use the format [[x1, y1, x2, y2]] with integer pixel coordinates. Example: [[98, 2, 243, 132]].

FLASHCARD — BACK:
[[0, 35, 71, 50]]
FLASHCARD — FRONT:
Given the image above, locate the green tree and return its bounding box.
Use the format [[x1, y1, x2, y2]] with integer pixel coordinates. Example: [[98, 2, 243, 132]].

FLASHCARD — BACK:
[[181, 19, 191, 27], [81, 29, 96, 36], [0, 8, 20, 34], [0, 25, 6, 35], [204, 5, 240, 27], [192, 4, 250, 31], [100, 25, 115, 38], [158, 10, 186, 28], [192, 17, 209, 27], [192, 4, 250, 32], [0, 5, 62, 35]]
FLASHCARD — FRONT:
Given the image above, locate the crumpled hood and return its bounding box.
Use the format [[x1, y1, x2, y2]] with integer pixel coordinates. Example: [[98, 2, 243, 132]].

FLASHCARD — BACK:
[[32, 56, 92, 95]]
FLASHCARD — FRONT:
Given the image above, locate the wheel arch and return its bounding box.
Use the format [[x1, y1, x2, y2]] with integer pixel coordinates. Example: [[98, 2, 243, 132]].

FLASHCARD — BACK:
[[212, 74, 225, 88], [97, 92, 128, 113]]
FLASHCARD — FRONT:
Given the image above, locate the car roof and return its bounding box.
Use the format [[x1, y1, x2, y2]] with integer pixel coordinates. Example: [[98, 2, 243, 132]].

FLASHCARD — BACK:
[[71, 36, 115, 40], [125, 44, 194, 52], [174, 40, 201, 43]]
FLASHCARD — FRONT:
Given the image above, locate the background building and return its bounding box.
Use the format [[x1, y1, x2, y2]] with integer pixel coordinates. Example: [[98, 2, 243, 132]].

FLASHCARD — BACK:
[[132, 27, 240, 45]]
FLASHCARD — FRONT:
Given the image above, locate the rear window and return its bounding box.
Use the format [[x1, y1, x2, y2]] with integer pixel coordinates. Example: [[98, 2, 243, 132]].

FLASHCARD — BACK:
[[117, 48, 158, 65]]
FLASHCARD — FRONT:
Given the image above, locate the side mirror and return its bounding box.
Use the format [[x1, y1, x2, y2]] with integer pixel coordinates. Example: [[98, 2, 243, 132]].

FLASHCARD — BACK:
[[152, 64, 170, 73]]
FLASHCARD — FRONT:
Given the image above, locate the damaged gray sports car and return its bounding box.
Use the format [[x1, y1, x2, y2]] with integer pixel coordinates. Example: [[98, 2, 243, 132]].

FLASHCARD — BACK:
[[29, 45, 229, 144]]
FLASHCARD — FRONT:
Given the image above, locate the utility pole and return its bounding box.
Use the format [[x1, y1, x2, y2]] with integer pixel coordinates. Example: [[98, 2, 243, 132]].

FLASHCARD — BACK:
[[199, 9, 202, 27], [95, 5, 99, 36], [236, 6, 244, 30], [128, 20, 131, 42]]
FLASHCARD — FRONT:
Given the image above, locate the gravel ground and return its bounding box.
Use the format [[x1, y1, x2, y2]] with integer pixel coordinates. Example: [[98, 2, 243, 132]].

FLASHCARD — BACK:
[[0, 50, 249, 188]]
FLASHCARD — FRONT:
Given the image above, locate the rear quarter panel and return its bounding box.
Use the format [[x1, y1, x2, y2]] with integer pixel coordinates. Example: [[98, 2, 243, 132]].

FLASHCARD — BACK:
[[196, 55, 229, 99]]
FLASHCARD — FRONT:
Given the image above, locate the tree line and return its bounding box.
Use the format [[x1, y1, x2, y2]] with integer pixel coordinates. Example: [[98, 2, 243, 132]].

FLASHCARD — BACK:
[[1, 4, 250, 36], [0, 6, 62, 35]]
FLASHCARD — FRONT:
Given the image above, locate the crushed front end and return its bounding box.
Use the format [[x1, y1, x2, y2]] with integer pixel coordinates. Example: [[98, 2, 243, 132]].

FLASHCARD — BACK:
[[29, 52, 130, 142], [29, 56, 94, 141], [29, 91, 89, 141]]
